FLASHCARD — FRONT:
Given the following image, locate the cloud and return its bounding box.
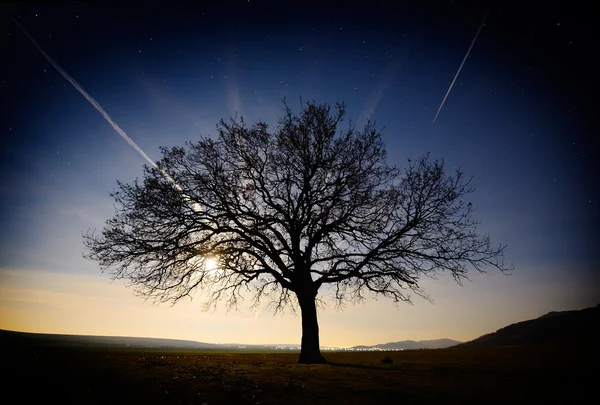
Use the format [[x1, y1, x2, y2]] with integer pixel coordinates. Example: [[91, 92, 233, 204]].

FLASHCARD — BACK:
[[358, 59, 404, 127]]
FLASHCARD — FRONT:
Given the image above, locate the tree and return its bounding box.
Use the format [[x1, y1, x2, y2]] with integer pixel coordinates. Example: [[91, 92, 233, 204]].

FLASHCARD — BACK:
[[83, 100, 512, 364]]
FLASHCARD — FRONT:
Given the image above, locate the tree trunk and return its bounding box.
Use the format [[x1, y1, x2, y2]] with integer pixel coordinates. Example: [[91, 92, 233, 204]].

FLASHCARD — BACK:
[[296, 291, 327, 364]]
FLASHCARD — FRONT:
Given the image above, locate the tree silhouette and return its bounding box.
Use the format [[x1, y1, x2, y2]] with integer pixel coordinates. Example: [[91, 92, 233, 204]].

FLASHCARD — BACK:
[[83, 100, 512, 364]]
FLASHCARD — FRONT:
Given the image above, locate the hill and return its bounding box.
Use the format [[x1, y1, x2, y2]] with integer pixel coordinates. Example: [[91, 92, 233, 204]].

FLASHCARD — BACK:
[[455, 304, 600, 348], [351, 338, 461, 350], [0, 329, 221, 349]]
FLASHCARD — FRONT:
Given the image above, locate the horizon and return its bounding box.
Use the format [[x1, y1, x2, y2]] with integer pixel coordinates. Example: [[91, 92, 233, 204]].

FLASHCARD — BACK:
[[1, 2, 598, 347], [4, 300, 597, 346], [0, 303, 600, 348], [0, 326, 462, 347]]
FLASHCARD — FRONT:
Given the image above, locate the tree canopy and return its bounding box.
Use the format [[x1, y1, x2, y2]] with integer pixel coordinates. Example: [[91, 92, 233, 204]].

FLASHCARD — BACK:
[[84, 100, 511, 363]]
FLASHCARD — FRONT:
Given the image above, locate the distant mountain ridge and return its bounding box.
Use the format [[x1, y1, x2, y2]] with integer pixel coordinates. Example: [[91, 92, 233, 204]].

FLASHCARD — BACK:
[[0, 329, 221, 349], [455, 304, 600, 348], [351, 338, 461, 350], [0, 329, 460, 351], [6, 304, 598, 352]]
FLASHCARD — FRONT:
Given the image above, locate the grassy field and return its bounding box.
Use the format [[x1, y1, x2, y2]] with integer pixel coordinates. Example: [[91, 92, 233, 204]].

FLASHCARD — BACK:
[[4, 342, 596, 404]]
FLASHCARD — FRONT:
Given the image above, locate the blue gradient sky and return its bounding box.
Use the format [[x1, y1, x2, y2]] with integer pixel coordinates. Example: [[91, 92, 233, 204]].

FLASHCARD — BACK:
[[1, 1, 597, 346]]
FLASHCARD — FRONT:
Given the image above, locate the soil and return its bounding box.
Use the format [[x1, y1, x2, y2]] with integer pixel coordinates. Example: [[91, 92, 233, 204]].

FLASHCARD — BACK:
[[4, 344, 595, 404]]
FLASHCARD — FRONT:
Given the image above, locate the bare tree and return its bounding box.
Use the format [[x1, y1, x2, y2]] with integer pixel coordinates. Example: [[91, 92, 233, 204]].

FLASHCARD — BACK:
[[83, 100, 512, 364]]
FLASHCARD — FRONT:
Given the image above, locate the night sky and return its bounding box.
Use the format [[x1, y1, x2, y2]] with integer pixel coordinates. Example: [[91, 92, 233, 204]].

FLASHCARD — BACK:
[[1, 1, 597, 346]]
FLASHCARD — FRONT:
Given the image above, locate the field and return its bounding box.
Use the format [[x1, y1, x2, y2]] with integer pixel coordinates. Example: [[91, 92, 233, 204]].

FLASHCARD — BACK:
[[4, 342, 596, 404]]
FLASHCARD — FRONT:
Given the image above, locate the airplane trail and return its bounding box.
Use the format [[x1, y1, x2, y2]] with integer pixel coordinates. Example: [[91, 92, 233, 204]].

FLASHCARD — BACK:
[[12, 18, 159, 168], [432, 9, 490, 124], [11, 18, 190, 197]]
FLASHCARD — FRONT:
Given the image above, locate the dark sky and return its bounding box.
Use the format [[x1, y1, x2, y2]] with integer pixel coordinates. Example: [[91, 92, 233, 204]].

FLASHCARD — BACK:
[[0, 1, 597, 343]]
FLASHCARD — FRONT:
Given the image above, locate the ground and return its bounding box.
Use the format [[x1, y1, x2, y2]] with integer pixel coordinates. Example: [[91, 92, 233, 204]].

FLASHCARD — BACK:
[[4, 343, 595, 404]]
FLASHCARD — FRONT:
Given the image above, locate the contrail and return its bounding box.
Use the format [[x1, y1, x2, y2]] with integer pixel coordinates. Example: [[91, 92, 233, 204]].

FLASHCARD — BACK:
[[432, 9, 490, 124], [12, 18, 159, 168], [11, 18, 190, 197]]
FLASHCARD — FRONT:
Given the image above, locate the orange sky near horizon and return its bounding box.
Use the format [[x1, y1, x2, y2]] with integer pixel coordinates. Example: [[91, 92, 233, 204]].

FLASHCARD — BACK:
[[1, 266, 597, 346]]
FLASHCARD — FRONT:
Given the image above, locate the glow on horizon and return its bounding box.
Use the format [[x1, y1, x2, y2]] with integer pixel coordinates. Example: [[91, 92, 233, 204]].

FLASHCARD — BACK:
[[1, 267, 597, 346]]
